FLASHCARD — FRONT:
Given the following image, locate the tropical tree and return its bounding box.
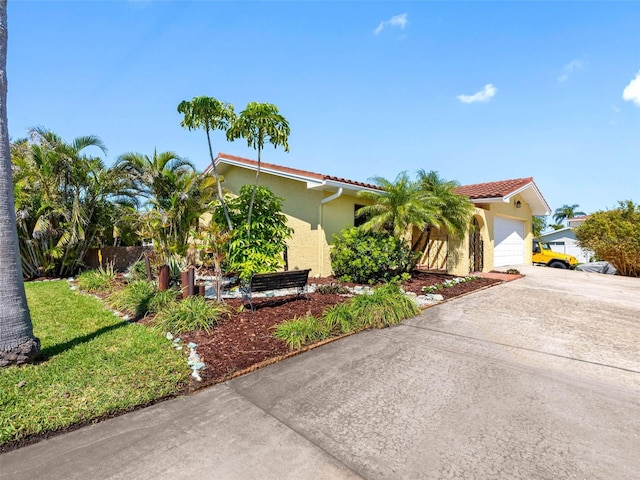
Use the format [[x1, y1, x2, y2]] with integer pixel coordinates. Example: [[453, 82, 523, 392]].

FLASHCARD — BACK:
[[177, 96, 236, 230], [115, 150, 214, 258], [356, 172, 439, 242], [553, 204, 586, 226], [227, 102, 290, 234], [532, 215, 547, 237], [12, 128, 133, 277], [1, 0, 41, 366], [413, 169, 474, 251]]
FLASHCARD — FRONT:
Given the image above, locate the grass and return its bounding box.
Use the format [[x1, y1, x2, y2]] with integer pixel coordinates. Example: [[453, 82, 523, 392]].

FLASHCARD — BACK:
[[0, 281, 186, 447], [153, 295, 229, 334]]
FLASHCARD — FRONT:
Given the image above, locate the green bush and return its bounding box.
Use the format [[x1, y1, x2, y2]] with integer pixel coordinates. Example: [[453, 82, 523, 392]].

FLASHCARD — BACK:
[[575, 200, 640, 277], [148, 288, 179, 313], [350, 283, 420, 329], [330, 227, 417, 284], [153, 296, 229, 334], [322, 302, 357, 334], [126, 260, 149, 282], [273, 313, 329, 350], [75, 264, 116, 293], [315, 283, 351, 295], [107, 280, 157, 318]]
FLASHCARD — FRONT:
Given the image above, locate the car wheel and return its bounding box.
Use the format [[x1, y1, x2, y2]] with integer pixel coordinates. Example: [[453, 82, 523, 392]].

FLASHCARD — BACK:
[[549, 261, 567, 269]]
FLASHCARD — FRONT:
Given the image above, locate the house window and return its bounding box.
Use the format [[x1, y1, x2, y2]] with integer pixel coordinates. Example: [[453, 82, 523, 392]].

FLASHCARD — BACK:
[[354, 204, 368, 227]]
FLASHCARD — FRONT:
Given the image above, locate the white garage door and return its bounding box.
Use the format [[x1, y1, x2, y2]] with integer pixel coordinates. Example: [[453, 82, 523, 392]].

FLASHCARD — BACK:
[[494, 217, 525, 267]]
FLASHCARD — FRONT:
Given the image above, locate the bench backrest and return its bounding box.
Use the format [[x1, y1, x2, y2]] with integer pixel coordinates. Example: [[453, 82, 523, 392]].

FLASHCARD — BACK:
[[248, 269, 310, 293]]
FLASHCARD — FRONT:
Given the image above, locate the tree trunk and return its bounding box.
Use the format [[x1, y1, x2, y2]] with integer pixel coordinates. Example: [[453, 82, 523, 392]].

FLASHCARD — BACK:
[[0, 0, 40, 367], [247, 145, 260, 239], [205, 128, 233, 231]]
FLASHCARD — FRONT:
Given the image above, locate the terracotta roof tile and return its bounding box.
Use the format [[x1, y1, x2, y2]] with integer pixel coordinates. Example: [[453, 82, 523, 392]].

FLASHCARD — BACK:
[[455, 177, 534, 200], [212, 153, 382, 191]]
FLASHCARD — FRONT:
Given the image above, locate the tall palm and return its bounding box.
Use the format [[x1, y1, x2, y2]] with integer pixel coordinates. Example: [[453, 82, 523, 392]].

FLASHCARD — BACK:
[[0, 0, 40, 366], [356, 172, 439, 242], [177, 96, 236, 230], [553, 204, 586, 226], [227, 102, 290, 235], [413, 169, 474, 251]]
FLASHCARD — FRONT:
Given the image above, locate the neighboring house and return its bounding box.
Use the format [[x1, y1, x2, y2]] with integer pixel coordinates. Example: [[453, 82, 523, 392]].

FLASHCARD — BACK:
[[209, 154, 551, 277], [537, 216, 593, 264]]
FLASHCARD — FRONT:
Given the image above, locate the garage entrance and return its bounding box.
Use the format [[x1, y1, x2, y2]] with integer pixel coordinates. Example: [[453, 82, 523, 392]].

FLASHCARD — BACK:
[[494, 217, 525, 267]]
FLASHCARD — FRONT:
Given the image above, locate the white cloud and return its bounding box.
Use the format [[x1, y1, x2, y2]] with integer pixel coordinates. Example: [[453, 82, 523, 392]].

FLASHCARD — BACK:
[[374, 13, 408, 35], [457, 84, 497, 104], [622, 70, 640, 106], [558, 59, 584, 83]]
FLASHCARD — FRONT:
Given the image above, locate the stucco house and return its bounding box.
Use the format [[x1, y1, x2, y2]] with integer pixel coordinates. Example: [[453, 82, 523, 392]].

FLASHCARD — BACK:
[[537, 215, 593, 263], [208, 153, 551, 277]]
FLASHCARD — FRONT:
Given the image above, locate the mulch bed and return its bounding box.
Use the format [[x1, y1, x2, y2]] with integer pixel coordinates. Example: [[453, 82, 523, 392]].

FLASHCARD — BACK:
[[177, 271, 502, 391]]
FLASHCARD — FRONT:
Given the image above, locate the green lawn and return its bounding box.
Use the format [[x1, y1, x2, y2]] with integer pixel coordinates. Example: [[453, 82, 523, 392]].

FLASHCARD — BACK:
[[0, 281, 186, 446]]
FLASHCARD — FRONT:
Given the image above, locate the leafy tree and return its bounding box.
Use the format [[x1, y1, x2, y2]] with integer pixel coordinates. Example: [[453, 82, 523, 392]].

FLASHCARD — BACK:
[[1, 1, 40, 366], [356, 172, 438, 242], [553, 204, 586, 226], [330, 227, 417, 284], [212, 185, 292, 281], [575, 200, 640, 277], [413, 169, 474, 251], [532, 216, 547, 237], [177, 96, 236, 230], [12, 129, 134, 277], [227, 102, 290, 235]]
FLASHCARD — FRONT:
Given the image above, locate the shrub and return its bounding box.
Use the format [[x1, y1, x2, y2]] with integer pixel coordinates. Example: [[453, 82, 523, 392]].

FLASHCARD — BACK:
[[107, 280, 156, 318], [126, 260, 149, 282], [148, 288, 179, 313], [153, 296, 229, 334], [322, 302, 357, 334], [273, 313, 329, 350], [330, 228, 417, 284], [75, 264, 116, 293], [575, 200, 640, 277], [350, 282, 420, 329]]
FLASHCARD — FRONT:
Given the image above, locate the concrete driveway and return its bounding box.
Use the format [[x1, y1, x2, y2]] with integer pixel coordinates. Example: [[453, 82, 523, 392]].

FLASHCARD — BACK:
[[2, 266, 639, 479]]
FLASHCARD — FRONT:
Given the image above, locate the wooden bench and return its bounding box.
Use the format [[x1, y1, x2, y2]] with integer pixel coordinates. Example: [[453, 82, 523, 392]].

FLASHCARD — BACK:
[[241, 269, 311, 312]]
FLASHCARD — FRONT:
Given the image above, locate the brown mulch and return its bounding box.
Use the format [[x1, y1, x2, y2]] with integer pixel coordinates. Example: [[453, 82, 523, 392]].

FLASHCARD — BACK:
[[178, 271, 502, 390]]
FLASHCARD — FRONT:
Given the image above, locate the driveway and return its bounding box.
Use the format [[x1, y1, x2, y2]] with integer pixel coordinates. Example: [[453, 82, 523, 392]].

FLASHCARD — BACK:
[[2, 266, 639, 479]]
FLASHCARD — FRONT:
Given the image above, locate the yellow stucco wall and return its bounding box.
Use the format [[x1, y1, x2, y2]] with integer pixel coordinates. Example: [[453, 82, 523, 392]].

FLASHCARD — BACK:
[[215, 165, 367, 277], [446, 194, 533, 275]]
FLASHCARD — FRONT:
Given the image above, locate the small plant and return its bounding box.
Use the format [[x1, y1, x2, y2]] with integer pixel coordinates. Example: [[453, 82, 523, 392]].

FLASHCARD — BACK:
[[322, 302, 357, 334], [315, 283, 351, 295], [506, 268, 520, 275], [126, 260, 149, 282], [351, 282, 420, 329], [153, 296, 229, 334], [148, 288, 179, 313], [107, 280, 157, 318], [273, 313, 329, 350], [75, 263, 116, 293]]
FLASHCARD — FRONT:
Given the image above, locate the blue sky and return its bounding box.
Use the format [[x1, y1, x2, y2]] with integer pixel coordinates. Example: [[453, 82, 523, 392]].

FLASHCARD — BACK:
[[7, 1, 640, 218]]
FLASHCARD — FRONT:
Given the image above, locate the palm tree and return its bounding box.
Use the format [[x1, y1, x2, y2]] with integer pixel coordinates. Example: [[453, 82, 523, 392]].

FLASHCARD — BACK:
[[227, 102, 290, 235], [413, 170, 474, 251], [177, 96, 236, 230], [116, 150, 214, 257], [0, 0, 40, 366], [356, 172, 439, 242], [553, 204, 586, 226], [12, 129, 127, 277]]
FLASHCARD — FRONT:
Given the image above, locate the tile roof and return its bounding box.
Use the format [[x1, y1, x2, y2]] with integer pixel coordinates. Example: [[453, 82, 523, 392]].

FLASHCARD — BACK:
[[212, 153, 382, 191], [454, 177, 534, 200]]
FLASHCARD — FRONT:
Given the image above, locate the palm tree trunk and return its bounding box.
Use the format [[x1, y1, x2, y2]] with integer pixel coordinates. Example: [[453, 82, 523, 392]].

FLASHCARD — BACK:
[[205, 127, 233, 231], [0, 1, 40, 366]]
